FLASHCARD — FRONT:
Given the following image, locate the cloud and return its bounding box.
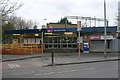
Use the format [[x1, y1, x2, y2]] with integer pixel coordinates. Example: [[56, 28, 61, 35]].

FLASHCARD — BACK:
[[15, 0, 119, 26]]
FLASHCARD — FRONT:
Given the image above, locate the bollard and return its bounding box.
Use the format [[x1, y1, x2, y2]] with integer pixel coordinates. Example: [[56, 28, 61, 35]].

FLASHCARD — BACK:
[[51, 51, 54, 65]]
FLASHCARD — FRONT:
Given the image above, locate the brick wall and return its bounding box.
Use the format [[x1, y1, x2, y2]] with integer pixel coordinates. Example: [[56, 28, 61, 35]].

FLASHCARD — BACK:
[[47, 23, 77, 28]]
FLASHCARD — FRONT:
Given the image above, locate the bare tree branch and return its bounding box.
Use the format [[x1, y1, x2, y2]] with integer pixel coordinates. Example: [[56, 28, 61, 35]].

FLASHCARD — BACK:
[[0, 0, 23, 17]]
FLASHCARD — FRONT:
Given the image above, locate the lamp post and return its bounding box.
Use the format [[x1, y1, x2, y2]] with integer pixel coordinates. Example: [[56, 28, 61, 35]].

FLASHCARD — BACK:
[[43, 19, 47, 29], [65, 17, 67, 28], [104, 0, 107, 58], [77, 17, 81, 60]]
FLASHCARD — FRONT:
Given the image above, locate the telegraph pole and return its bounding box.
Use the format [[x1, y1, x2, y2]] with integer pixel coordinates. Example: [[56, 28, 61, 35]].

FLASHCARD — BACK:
[[104, 0, 107, 58]]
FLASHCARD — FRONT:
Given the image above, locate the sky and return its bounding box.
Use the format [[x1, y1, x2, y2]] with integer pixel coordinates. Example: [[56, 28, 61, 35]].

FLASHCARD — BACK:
[[14, 0, 119, 28]]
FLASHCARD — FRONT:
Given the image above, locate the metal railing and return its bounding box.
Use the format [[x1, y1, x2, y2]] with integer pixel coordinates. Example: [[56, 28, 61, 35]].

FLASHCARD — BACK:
[[1, 43, 45, 55]]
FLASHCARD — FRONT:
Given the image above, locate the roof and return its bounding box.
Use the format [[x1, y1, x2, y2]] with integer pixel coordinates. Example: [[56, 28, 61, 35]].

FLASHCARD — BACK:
[[5, 26, 117, 34], [47, 23, 77, 28]]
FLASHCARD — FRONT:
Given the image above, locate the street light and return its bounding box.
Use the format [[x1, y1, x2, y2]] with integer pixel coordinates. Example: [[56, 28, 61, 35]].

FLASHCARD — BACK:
[[65, 17, 67, 28], [42, 19, 47, 29], [104, 0, 107, 58]]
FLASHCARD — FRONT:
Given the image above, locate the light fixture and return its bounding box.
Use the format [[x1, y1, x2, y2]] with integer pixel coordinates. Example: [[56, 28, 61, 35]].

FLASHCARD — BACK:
[[35, 34, 39, 36], [64, 32, 73, 35], [44, 33, 53, 35], [13, 34, 20, 35]]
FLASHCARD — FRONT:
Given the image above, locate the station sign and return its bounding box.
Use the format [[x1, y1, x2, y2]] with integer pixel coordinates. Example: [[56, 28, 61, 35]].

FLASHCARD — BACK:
[[83, 41, 89, 53], [89, 36, 101, 40], [54, 29, 66, 32], [89, 36, 113, 40], [47, 29, 67, 33], [47, 29, 53, 32], [101, 36, 113, 40]]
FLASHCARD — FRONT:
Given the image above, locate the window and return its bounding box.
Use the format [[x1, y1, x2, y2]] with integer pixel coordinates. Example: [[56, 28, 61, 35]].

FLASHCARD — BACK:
[[27, 39, 31, 43], [53, 37, 58, 43], [49, 38, 52, 43], [36, 38, 41, 44], [24, 39, 28, 43], [32, 39, 35, 43]]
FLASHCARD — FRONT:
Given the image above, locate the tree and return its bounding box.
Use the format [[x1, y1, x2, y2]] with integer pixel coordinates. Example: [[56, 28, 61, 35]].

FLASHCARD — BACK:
[[3, 15, 39, 30], [33, 25, 37, 29], [0, 0, 23, 20], [57, 17, 72, 24], [0, 0, 23, 43], [2, 15, 39, 42]]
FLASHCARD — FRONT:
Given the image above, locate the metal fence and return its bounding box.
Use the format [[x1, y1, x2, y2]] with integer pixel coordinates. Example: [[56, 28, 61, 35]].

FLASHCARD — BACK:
[[1, 43, 44, 55]]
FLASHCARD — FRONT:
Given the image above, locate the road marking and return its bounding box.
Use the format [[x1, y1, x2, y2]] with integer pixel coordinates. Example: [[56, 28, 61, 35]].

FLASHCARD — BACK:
[[8, 64, 13, 68], [8, 64, 20, 68], [15, 64, 20, 67], [35, 68, 95, 76], [83, 68, 95, 70], [70, 70, 78, 72], [35, 74, 43, 76], [11, 64, 16, 68], [44, 72, 55, 75], [35, 72, 55, 76], [57, 70, 70, 73]]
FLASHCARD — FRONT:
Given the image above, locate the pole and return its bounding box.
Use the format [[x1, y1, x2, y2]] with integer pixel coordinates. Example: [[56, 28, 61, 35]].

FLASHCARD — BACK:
[[78, 30, 80, 60], [94, 17, 96, 27], [104, 0, 107, 58], [65, 18, 67, 28], [42, 32, 44, 61], [51, 51, 54, 65], [77, 17, 81, 60], [107, 20, 108, 27], [0, 14, 2, 79], [90, 17, 91, 27]]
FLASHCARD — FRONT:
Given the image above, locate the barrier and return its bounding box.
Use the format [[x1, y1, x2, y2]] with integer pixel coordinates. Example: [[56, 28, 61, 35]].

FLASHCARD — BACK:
[[1, 43, 45, 55]]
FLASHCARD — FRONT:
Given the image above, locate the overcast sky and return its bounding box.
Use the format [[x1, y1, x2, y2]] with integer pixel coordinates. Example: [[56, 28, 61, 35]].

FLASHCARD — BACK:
[[15, 0, 119, 28]]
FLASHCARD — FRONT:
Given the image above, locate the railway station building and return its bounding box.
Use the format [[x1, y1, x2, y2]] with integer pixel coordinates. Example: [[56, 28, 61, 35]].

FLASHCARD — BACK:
[[4, 23, 119, 54]]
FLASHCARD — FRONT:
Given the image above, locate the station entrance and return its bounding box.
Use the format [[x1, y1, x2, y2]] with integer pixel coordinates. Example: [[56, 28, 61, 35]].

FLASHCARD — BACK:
[[43, 32, 78, 53], [44, 36, 77, 49]]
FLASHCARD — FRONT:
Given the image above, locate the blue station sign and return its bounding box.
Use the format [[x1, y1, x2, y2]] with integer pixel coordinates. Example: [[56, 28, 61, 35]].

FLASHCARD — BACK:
[[83, 41, 89, 53]]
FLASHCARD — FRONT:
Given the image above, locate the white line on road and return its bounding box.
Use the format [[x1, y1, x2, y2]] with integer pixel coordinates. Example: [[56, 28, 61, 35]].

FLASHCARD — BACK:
[[8, 64, 13, 68], [35, 72, 55, 76], [35, 74, 43, 76], [57, 70, 71, 73], [11, 64, 16, 68], [35, 67, 95, 76], [8, 64, 20, 68], [15, 64, 20, 67], [44, 72, 55, 75], [82, 68, 95, 70]]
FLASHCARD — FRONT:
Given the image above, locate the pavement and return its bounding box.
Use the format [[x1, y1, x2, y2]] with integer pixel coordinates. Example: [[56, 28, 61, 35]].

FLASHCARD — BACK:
[[1, 52, 119, 67]]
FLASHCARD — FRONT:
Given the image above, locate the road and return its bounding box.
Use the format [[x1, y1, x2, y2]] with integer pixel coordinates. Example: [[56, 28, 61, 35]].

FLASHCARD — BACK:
[[2, 60, 118, 78]]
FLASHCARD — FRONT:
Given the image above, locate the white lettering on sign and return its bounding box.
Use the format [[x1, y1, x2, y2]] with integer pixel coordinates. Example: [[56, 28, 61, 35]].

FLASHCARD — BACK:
[[101, 36, 113, 40], [91, 37, 100, 39], [54, 29, 66, 32], [89, 36, 101, 40]]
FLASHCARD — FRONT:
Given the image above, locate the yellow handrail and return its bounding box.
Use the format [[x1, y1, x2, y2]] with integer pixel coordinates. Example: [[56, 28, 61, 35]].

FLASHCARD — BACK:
[[2, 43, 42, 50]]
